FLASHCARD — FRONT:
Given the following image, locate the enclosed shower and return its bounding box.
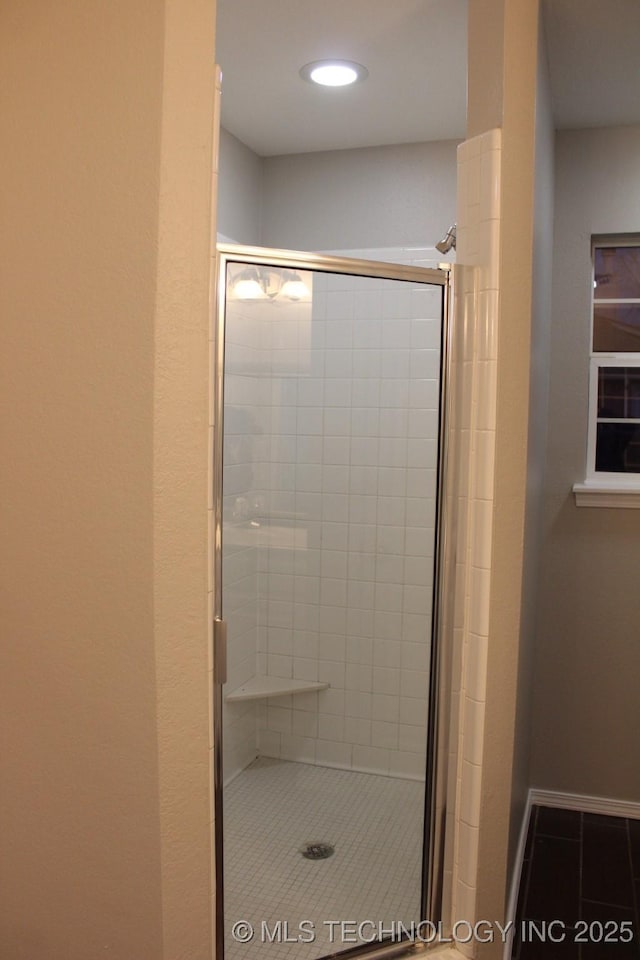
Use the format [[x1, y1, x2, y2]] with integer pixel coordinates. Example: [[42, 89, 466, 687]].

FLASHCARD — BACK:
[[212, 244, 453, 960]]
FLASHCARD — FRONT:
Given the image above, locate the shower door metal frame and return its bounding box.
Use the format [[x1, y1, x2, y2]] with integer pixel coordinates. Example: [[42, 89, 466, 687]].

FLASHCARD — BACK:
[[212, 243, 455, 960]]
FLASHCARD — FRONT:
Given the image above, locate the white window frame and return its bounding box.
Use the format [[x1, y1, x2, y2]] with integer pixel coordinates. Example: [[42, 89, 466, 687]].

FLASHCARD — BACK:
[[586, 357, 640, 480], [574, 235, 640, 507]]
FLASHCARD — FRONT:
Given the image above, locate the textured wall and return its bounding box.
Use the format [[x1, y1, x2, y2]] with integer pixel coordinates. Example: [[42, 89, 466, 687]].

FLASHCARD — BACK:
[[217, 136, 460, 252], [0, 1, 217, 957], [509, 14, 554, 870], [531, 125, 640, 803], [218, 128, 263, 245], [154, 2, 218, 956], [261, 141, 460, 251]]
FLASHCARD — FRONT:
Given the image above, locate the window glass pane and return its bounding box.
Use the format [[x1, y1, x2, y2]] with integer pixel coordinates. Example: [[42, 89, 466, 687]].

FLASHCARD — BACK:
[[593, 305, 640, 352], [596, 422, 640, 472], [594, 246, 640, 300], [597, 367, 640, 420]]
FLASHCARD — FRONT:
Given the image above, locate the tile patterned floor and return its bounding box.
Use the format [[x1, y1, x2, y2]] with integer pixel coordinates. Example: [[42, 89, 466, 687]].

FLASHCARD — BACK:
[[224, 758, 426, 960], [513, 805, 640, 959]]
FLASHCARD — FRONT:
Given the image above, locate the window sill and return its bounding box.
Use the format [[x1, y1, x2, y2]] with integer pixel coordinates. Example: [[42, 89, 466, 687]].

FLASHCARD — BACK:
[[573, 481, 640, 508]]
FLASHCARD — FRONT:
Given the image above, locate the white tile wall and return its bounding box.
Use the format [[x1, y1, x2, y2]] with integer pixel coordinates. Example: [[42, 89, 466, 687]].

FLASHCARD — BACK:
[[449, 129, 501, 955], [220, 291, 270, 782], [216, 186, 499, 945], [222, 246, 447, 782]]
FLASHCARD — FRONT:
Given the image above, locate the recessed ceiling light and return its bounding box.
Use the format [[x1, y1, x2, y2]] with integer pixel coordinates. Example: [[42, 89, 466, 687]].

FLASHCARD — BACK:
[[299, 60, 368, 88]]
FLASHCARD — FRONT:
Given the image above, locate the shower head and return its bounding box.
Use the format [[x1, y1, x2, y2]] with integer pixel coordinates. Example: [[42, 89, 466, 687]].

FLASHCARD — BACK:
[[435, 224, 457, 254]]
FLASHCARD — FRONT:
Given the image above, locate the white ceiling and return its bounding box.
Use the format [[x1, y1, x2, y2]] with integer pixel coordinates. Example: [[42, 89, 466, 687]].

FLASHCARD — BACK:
[[215, 0, 640, 159], [542, 0, 640, 131], [215, 0, 468, 156]]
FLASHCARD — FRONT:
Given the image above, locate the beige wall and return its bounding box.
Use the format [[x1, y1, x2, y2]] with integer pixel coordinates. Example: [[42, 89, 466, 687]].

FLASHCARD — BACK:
[[531, 126, 640, 803], [476, 0, 538, 938], [0, 1, 217, 957], [216, 132, 460, 250], [261, 140, 460, 250], [218, 127, 263, 244], [467, 0, 505, 138], [464, 1, 541, 952], [509, 11, 555, 864]]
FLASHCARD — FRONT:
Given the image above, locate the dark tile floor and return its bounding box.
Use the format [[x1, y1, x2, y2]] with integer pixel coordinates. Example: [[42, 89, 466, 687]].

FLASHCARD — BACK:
[[512, 806, 640, 958]]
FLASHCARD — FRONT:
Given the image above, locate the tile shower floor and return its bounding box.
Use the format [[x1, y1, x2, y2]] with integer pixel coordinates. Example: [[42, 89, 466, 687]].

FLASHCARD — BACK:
[[224, 757, 426, 960]]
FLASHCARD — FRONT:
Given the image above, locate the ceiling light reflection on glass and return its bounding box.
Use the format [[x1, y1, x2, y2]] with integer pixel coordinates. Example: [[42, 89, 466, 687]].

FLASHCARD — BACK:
[[229, 265, 312, 303], [280, 273, 310, 301], [300, 60, 368, 88]]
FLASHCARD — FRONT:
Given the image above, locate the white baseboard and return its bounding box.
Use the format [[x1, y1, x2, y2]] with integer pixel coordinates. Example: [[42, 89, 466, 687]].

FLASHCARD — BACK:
[[530, 788, 640, 820]]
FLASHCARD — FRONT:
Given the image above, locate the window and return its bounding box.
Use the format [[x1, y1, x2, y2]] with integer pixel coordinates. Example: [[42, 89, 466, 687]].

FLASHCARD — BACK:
[[587, 238, 640, 479]]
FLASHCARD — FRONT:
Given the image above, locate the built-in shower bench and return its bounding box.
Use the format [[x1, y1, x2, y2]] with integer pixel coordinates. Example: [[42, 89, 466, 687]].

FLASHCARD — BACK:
[[224, 676, 329, 702]]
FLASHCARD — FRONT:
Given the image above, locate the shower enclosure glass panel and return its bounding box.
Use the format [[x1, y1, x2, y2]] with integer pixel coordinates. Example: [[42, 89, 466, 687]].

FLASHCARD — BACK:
[[214, 247, 448, 960]]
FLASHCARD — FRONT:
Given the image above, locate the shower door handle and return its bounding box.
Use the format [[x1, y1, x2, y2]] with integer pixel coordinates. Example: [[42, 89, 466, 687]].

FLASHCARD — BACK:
[[213, 617, 227, 684]]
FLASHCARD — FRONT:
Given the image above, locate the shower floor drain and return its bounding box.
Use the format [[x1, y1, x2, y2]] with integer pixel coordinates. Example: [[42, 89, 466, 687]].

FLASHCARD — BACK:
[[300, 842, 334, 861]]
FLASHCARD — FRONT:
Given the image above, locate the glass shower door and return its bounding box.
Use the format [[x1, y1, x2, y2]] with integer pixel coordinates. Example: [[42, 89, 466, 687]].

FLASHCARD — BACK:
[[213, 246, 450, 960]]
